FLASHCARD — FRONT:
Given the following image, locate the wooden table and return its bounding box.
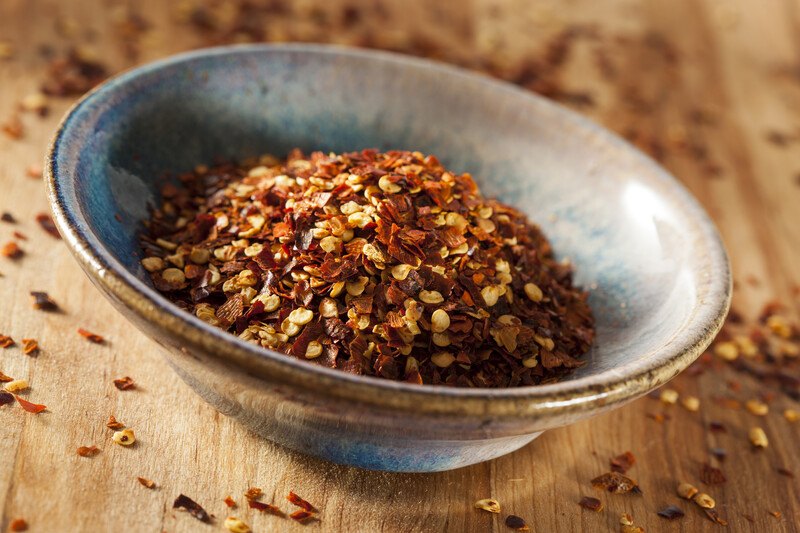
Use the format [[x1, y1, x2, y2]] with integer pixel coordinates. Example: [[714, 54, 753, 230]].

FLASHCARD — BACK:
[[1, 0, 798, 531]]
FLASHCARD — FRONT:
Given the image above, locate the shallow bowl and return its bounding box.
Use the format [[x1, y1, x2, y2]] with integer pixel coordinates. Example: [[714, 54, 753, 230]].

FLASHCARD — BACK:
[[46, 44, 730, 472]]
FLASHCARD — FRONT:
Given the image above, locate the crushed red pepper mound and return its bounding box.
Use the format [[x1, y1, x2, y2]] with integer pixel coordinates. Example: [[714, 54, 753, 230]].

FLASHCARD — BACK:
[[140, 149, 595, 387]]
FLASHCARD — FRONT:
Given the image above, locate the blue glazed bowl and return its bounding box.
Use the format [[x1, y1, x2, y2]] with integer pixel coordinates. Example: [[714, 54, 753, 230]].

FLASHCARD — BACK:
[[46, 44, 730, 472]]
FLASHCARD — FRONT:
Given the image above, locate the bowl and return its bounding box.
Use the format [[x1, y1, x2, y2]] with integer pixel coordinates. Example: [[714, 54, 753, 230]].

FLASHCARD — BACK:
[[46, 44, 730, 472]]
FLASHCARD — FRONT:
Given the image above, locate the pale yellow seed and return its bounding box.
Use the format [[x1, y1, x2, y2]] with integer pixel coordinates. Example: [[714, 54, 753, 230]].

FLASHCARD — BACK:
[[348, 211, 372, 228], [319, 298, 338, 318], [766, 315, 792, 338], [254, 293, 281, 312], [714, 341, 739, 361], [356, 315, 371, 330], [476, 218, 496, 233], [330, 281, 345, 298], [445, 212, 468, 231], [4, 379, 28, 392], [195, 303, 220, 326], [432, 332, 451, 347], [745, 399, 769, 416], [320, 235, 341, 253], [784, 409, 799, 422], [450, 242, 469, 255], [162, 268, 186, 284], [619, 513, 634, 526], [419, 290, 444, 304], [288, 307, 313, 326], [474, 498, 501, 514], [166, 253, 185, 269], [20, 92, 49, 112], [659, 389, 679, 405], [224, 516, 251, 533], [112, 428, 136, 446], [305, 341, 323, 359], [346, 277, 368, 296], [431, 352, 455, 368], [681, 396, 700, 412], [378, 175, 401, 193], [362, 242, 386, 263], [749, 426, 768, 448], [340, 201, 362, 215], [391, 264, 413, 281], [189, 248, 210, 264], [522, 356, 538, 368], [431, 309, 450, 333], [524, 282, 544, 302], [155, 238, 177, 251], [281, 318, 301, 337], [480, 285, 505, 307], [141, 257, 164, 272], [243, 243, 263, 257], [477, 206, 493, 219], [693, 493, 715, 509], [734, 335, 758, 357], [237, 269, 258, 287], [677, 482, 698, 500]]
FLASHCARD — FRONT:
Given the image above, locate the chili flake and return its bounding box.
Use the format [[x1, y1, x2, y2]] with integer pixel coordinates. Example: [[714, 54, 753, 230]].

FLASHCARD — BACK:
[[15, 395, 46, 413], [1, 212, 15, 223], [77, 328, 105, 343], [610, 451, 635, 473], [591, 472, 642, 494], [30, 291, 59, 311], [248, 500, 284, 516], [657, 505, 684, 520], [244, 487, 263, 501], [0, 370, 13, 382], [1, 241, 23, 259], [287, 491, 317, 512], [113, 376, 136, 390], [700, 463, 726, 485], [21, 338, 38, 356], [0, 334, 14, 348], [106, 415, 124, 430], [289, 510, 316, 523], [8, 518, 28, 532], [504, 515, 530, 531], [173, 493, 211, 523], [224, 496, 236, 508], [77, 445, 100, 457], [578, 496, 603, 512], [0, 390, 13, 406], [137, 477, 156, 489], [704, 508, 728, 525], [141, 150, 595, 387], [35, 213, 61, 239]]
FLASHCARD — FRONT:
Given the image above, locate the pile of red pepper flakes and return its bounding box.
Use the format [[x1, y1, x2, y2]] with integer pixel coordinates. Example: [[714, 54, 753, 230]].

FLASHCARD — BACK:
[[140, 149, 595, 387]]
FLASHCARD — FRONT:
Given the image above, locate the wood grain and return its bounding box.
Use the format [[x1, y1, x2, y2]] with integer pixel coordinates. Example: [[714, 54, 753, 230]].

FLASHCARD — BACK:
[[1, 0, 799, 531]]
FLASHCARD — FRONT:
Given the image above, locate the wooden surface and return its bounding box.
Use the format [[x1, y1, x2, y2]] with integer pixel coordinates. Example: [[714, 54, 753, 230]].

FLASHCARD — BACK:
[[1, 0, 799, 531]]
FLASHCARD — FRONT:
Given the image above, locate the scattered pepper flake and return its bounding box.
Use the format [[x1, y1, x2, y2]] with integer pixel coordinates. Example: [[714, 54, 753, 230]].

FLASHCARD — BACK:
[[591, 472, 642, 494], [287, 491, 317, 512], [1, 212, 15, 223], [224, 496, 236, 508], [8, 518, 28, 532], [703, 508, 728, 525], [30, 291, 59, 311], [700, 463, 726, 485], [26, 165, 42, 179], [173, 494, 211, 523], [248, 500, 284, 516], [1, 241, 23, 259], [504, 515, 530, 531], [12, 231, 27, 241], [709, 421, 727, 433], [776, 467, 794, 478], [15, 395, 46, 413], [21, 338, 38, 356], [769, 510, 782, 519], [1, 114, 23, 139], [784, 408, 799, 422], [137, 477, 156, 489], [77, 445, 100, 457], [657, 505, 684, 520], [610, 451, 636, 473], [77, 328, 105, 343], [0, 390, 14, 406], [106, 415, 124, 430], [474, 498, 501, 513], [578, 496, 603, 512], [35, 213, 61, 239], [113, 376, 136, 390], [0, 334, 14, 348], [289, 510, 316, 523], [0, 370, 13, 382]]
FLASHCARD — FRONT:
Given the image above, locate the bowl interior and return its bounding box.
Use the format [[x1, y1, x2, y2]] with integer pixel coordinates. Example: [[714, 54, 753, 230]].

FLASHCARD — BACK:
[[53, 45, 728, 387]]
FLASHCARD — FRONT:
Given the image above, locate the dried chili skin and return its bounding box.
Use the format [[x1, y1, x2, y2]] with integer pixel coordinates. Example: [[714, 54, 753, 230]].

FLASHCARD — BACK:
[[141, 149, 595, 388], [590, 472, 642, 494], [173, 494, 211, 523]]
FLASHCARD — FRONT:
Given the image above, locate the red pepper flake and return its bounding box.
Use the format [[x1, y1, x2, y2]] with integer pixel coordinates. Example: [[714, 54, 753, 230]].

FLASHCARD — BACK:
[[21, 338, 39, 356], [0, 334, 14, 348], [646, 412, 670, 423], [30, 291, 59, 311], [13, 231, 27, 241], [710, 447, 727, 462], [610, 451, 636, 473], [1, 241, 23, 259], [249, 499, 285, 516], [1, 212, 15, 223], [0, 390, 14, 406], [590, 472, 642, 494], [35, 213, 61, 239], [704, 509, 728, 525], [504, 514, 530, 531], [15, 395, 46, 413], [1, 114, 23, 139], [8, 518, 28, 532], [777, 467, 794, 478], [77, 445, 100, 457], [287, 491, 317, 512], [106, 415, 124, 430], [223, 496, 236, 508], [700, 463, 727, 485], [577, 496, 603, 512], [769, 510, 782, 519], [289, 509, 316, 523], [657, 505, 685, 520], [137, 477, 156, 489], [26, 164, 42, 179], [113, 376, 136, 390], [709, 421, 727, 433], [0, 370, 13, 382], [77, 328, 105, 343], [244, 487, 263, 501], [172, 494, 211, 523]]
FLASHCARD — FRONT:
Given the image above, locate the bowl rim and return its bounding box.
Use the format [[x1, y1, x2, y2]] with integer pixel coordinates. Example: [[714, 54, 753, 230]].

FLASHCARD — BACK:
[[45, 43, 731, 419]]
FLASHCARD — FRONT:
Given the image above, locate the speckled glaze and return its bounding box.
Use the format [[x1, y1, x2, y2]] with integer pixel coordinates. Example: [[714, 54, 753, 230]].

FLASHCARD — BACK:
[[46, 44, 731, 472]]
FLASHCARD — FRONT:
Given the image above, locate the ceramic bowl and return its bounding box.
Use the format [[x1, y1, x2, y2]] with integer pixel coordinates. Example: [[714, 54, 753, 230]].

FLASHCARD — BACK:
[[46, 44, 730, 472]]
